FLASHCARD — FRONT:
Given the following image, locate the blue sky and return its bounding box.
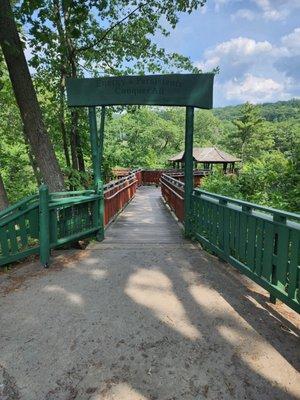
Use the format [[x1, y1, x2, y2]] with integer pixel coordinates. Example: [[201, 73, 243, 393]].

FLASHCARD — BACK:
[[155, 0, 300, 107]]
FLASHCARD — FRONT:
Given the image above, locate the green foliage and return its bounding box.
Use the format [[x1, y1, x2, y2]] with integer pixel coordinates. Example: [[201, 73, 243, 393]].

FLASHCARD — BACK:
[[105, 108, 182, 168], [0, 68, 37, 202], [213, 99, 300, 122], [239, 152, 299, 211], [201, 172, 242, 198]]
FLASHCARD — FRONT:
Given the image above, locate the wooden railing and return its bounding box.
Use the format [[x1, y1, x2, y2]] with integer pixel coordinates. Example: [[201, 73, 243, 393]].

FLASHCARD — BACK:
[[160, 174, 184, 222], [142, 169, 210, 186], [104, 171, 139, 225], [161, 173, 300, 313], [0, 171, 141, 268]]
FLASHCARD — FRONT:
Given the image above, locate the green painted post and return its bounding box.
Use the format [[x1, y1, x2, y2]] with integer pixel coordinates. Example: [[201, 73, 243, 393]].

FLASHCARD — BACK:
[[184, 106, 194, 237], [99, 106, 105, 169], [97, 106, 105, 241], [89, 107, 101, 184], [39, 185, 50, 267], [88, 106, 104, 241]]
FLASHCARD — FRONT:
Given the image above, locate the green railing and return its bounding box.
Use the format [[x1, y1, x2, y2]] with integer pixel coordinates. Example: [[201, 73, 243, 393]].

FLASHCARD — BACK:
[[0, 187, 102, 268], [191, 189, 300, 313], [0, 171, 140, 268], [0, 194, 40, 266]]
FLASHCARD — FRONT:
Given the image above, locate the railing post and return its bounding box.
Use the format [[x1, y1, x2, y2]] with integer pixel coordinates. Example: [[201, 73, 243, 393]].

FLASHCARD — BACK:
[[184, 106, 194, 237], [220, 198, 229, 258], [39, 185, 50, 268], [271, 213, 287, 304]]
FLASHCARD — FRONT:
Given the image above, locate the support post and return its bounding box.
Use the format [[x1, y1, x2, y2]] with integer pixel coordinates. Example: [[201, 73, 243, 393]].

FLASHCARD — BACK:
[[99, 106, 105, 169], [39, 184, 50, 267], [89, 107, 101, 184], [89, 106, 104, 241], [184, 106, 194, 237]]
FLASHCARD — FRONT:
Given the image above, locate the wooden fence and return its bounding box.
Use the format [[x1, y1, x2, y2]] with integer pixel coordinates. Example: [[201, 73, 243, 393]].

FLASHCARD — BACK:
[[0, 171, 140, 267], [161, 173, 300, 313]]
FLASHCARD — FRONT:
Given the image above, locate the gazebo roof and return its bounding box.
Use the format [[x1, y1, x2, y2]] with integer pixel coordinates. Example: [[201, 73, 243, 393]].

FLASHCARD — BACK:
[[169, 147, 241, 163]]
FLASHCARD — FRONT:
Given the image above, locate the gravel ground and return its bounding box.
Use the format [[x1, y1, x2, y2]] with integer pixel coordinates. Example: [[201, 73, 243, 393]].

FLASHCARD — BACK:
[[0, 187, 299, 400]]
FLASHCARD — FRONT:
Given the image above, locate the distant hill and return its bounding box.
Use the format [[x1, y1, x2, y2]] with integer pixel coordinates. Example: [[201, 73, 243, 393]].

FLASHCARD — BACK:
[[213, 99, 300, 122]]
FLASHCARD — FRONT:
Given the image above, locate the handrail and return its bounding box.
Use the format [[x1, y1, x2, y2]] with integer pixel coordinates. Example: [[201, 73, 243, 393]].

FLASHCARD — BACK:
[[193, 188, 300, 222], [161, 172, 300, 313], [161, 173, 184, 189], [0, 171, 140, 268], [105, 179, 137, 201], [0, 194, 38, 220], [0, 202, 39, 228]]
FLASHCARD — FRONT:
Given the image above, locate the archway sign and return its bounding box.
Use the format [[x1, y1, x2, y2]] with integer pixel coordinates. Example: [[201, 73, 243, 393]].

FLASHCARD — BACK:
[[66, 73, 214, 238]]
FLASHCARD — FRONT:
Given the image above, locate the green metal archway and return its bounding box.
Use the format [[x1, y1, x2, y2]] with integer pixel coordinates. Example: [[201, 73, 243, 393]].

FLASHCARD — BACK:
[[66, 73, 215, 238]]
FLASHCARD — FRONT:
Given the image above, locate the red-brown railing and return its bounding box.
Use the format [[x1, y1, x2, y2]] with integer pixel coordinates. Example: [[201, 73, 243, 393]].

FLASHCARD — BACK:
[[104, 170, 140, 225], [141, 170, 164, 185], [142, 169, 211, 186], [160, 174, 184, 222]]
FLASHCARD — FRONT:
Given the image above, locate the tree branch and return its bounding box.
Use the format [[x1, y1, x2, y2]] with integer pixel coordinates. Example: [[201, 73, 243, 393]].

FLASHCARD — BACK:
[[77, 2, 146, 54]]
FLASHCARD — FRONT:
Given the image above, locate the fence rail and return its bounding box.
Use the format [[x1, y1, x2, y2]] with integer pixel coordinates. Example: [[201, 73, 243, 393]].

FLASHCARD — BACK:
[[142, 169, 210, 186], [161, 173, 300, 313], [160, 174, 184, 222], [0, 171, 140, 267]]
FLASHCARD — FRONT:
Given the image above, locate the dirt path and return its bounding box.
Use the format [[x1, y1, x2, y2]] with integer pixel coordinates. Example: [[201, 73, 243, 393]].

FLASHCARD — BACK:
[[0, 187, 299, 400]]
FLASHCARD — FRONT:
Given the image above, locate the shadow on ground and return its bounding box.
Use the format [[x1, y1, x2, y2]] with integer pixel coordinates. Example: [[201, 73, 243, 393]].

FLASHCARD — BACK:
[[0, 187, 299, 400]]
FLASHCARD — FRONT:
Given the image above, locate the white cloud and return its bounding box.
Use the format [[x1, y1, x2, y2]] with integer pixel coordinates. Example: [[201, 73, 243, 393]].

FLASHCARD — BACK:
[[281, 28, 300, 55], [196, 29, 300, 105], [254, 0, 285, 21], [222, 74, 291, 102], [231, 9, 256, 21], [214, 0, 300, 21], [253, 0, 300, 21], [196, 37, 276, 73]]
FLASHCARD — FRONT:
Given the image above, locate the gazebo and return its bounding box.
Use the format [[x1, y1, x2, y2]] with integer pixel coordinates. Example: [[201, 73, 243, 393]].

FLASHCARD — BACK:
[[169, 147, 240, 173]]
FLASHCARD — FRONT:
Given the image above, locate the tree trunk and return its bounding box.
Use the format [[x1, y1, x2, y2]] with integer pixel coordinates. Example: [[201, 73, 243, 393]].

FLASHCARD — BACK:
[[23, 127, 42, 186], [53, 0, 71, 169], [0, 0, 64, 191], [70, 110, 79, 170], [59, 70, 71, 168], [0, 172, 9, 210]]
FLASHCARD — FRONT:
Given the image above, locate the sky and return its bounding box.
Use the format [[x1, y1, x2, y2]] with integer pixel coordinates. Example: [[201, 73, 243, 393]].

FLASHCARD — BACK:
[[155, 0, 300, 107]]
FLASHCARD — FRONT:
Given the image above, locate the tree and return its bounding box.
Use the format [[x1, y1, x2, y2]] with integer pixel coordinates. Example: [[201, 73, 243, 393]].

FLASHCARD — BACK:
[[105, 108, 182, 168], [228, 102, 266, 161], [17, 0, 205, 175], [0, 0, 64, 191], [0, 172, 9, 210]]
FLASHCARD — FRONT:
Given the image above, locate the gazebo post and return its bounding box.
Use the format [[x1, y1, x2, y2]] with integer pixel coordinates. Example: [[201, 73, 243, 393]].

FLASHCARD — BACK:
[[184, 106, 194, 237]]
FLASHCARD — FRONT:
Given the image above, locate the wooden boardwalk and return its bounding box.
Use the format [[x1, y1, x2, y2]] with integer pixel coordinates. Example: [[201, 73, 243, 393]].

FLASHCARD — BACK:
[[103, 185, 185, 244], [0, 186, 299, 399]]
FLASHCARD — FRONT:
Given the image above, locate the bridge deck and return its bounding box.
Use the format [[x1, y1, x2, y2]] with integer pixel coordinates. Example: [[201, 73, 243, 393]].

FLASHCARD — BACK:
[[0, 187, 299, 399]]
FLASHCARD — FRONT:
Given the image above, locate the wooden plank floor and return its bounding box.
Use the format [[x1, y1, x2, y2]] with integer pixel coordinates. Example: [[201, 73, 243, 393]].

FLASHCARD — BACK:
[[0, 186, 299, 400], [103, 186, 185, 244]]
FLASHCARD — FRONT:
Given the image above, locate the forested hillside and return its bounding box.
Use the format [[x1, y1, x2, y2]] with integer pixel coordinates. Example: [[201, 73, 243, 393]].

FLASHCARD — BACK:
[[1, 76, 299, 212], [213, 99, 300, 122]]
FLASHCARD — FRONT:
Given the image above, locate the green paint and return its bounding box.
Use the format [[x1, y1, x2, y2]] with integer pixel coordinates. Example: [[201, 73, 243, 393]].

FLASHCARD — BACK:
[[39, 184, 50, 267], [184, 106, 194, 237], [99, 106, 105, 169], [190, 188, 300, 314], [88, 106, 104, 241], [66, 74, 214, 108], [88, 106, 101, 184]]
